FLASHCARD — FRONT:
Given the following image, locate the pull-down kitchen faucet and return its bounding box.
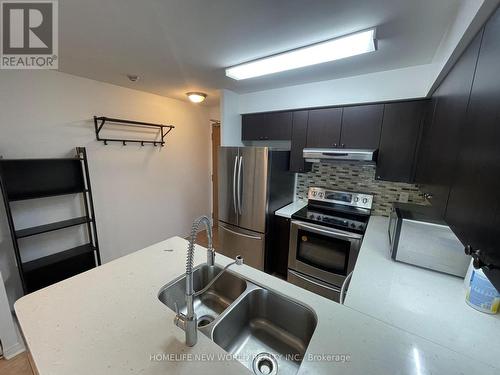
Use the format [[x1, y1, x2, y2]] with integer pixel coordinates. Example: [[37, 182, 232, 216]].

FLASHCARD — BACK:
[[174, 215, 243, 347]]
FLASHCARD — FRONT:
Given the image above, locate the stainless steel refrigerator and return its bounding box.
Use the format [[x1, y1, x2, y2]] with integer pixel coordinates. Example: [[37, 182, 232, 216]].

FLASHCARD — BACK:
[[218, 147, 294, 271]]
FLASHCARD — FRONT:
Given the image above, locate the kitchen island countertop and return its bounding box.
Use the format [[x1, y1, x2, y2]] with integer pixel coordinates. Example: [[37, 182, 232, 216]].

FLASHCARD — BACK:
[[15, 234, 498, 374]]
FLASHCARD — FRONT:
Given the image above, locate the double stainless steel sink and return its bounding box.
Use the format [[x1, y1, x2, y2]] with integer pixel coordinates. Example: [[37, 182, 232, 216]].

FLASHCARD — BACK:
[[158, 265, 317, 375]]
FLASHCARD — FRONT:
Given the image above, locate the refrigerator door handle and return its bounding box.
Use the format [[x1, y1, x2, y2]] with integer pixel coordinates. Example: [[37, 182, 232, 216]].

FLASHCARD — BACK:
[[232, 155, 238, 214], [237, 156, 243, 215], [220, 224, 262, 240]]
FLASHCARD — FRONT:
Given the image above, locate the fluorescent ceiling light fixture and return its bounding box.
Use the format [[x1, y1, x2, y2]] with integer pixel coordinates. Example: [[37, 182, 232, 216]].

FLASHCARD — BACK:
[[225, 28, 376, 80]]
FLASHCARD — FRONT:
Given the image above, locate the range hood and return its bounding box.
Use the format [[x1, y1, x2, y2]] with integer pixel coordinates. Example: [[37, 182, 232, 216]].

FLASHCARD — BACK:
[[303, 148, 378, 163]]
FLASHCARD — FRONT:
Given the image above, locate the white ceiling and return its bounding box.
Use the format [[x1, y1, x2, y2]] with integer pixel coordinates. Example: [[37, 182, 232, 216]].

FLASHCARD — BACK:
[[58, 0, 461, 105]]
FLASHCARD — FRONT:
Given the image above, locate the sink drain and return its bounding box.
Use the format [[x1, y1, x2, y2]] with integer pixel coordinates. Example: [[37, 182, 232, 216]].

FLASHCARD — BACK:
[[197, 315, 214, 328], [252, 353, 278, 375]]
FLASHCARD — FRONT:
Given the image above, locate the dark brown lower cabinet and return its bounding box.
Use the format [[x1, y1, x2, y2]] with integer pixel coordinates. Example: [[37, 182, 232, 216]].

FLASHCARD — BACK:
[[266, 215, 291, 278], [376, 100, 428, 183]]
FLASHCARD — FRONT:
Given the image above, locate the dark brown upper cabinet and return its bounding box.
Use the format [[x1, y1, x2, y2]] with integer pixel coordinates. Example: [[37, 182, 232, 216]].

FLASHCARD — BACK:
[[376, 100, 428, 183], [445, 7, 500, 283], [242, 111, 293, 141], [415, 30, 483, 218], [289, 111, 311, 173], [340, 104, 384, 149], [305, 108, 342, 148]]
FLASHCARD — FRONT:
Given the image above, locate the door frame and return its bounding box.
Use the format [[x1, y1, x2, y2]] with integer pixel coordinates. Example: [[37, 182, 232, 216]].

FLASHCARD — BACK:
[[211, 120, 221, 226]]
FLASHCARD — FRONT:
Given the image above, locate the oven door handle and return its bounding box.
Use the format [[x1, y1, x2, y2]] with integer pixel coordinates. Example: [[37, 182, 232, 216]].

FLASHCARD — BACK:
[[292, 221, 363, 240], [288, 269, 341, 293]]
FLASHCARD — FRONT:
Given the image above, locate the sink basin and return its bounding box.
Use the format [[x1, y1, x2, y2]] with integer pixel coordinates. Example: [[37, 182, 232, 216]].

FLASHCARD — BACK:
[[159, 265, 317, 374], [158, 265, 247, 328], [212, 288, 317, 375]]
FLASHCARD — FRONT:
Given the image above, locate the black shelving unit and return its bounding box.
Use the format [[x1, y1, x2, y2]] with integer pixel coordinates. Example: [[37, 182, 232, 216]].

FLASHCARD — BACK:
[[0, 147, 101, 294]]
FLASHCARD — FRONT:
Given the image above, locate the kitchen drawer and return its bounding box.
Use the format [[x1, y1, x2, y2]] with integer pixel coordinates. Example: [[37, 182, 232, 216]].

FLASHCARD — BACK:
[[287, 269, 340, 302]]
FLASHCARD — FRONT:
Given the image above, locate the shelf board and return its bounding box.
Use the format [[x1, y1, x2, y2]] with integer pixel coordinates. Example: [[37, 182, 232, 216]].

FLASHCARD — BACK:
[[22, 243, 95, 274], [15, 216, 91, 239], [0, 158, 86, 201], [8, 188, 88, 202]]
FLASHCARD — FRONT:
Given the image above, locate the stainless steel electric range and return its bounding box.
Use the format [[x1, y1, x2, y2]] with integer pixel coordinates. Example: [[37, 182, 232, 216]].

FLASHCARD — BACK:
[[288, 187, 373, 303]]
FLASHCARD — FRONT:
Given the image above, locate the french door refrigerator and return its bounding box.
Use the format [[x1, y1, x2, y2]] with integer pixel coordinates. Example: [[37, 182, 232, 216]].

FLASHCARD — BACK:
[[218, 147, 294, 271]]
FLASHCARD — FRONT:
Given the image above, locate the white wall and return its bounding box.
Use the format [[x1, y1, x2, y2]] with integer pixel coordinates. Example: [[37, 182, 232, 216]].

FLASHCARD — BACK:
[[220, 89, 243, 147], [237, 64, 435, 114], [0, 271, 24, 358], [429, 0, 499, 93], [0, 70, 212, 308]]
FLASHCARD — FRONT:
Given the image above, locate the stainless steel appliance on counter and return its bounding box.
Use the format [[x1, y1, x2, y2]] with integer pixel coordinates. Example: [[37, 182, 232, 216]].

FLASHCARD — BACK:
[[388, 203, 470, 277], [218, 147, 294, 271], [288, 187, 373, 302]]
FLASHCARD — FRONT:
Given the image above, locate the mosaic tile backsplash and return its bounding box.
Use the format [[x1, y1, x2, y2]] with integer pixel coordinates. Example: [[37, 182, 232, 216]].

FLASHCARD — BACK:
[[296, 163, 427, 216]]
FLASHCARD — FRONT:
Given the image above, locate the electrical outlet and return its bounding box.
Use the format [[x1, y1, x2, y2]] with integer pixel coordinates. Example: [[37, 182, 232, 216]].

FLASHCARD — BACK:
[[398, 192, 409, 203]]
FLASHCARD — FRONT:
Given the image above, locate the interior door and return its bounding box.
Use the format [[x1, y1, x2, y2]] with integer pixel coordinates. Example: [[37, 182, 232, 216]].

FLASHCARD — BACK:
[[237, 147, 268, 233], [211, 124, 220, 225], [218, 147, 239, 226], [219, 222, 265, 270]]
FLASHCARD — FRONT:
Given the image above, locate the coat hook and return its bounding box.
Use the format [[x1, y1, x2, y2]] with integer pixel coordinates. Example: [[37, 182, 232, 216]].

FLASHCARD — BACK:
[[141, 141, 144, 146], [104, 140, 108, 145], [123, 140, 126, 146], [153, 141, 156, 146]]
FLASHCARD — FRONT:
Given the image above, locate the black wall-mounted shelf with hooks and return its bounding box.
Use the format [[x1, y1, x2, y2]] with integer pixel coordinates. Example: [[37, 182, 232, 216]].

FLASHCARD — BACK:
[[93, 116, 175, 147]]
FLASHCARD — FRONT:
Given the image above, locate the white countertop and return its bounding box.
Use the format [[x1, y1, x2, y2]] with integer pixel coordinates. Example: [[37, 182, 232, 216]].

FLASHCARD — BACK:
[[15, 236, 498, 374], [346, 216, 500, 370], [275, 200, 307, 218]]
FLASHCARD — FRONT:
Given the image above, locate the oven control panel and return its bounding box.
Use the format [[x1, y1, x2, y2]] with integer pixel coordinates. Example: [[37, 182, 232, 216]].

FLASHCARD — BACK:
[[308, 187, 373, 209], [306, 212, 367, 231]]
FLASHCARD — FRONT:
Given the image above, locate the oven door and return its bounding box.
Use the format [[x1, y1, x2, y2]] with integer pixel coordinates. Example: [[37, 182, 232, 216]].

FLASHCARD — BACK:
[[289, 220, 362, 287]]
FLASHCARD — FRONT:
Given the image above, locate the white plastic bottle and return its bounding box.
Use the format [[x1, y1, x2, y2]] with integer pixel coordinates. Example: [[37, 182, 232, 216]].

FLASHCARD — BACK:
[[465, 268, 500, 314]]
